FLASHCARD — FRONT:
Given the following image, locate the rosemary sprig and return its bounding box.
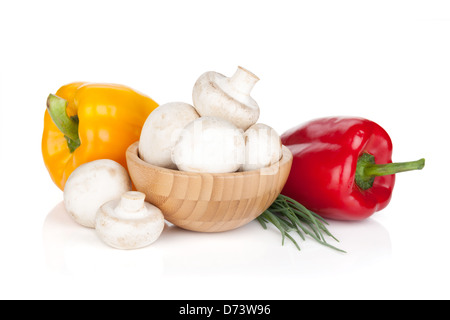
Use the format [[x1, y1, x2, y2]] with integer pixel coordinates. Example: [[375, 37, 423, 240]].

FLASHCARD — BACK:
[[257, 194, 345, 252]]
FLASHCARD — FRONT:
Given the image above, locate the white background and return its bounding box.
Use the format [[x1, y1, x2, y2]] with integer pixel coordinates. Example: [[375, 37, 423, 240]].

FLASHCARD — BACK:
[[0, 0, 448, 300]]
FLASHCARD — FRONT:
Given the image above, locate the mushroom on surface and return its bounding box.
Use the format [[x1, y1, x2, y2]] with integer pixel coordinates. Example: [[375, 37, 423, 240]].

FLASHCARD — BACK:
[[171, 116, 245, 173], [139, 102, 199, 169], [192, 66, 260, 131], [95, 191, 165, 250], [242, 123, 282, 171], [63, 159, 132, 228]]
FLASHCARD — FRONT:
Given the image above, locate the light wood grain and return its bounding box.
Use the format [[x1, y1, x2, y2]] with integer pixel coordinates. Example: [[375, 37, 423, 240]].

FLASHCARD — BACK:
[[126, 142, 293, 232]]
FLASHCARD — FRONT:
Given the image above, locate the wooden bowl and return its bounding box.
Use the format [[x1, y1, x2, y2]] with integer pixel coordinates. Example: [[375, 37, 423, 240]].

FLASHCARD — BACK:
[[126, 142, 293, 232]]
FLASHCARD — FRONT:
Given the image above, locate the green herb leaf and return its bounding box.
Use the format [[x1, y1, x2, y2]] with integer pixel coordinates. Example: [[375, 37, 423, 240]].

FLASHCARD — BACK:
[[257, 194, 346, 253]]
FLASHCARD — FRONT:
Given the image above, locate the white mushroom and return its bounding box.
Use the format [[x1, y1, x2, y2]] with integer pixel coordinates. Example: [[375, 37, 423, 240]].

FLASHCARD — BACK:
[[171, 116, 245, 173], [95, 191, 165, 250], [63, 159, 132, 228], [242, 123, 282, 171], [192, 66, 260, 131], [139, 102, 199, 169]]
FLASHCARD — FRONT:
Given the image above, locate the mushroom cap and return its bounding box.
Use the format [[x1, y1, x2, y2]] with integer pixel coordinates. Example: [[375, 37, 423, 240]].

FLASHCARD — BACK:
[[192, 67, 260, 131], [63, 159, 132, 228], [242, 123, 282, 171], [95, 191, 165, 250], [139, 102, 199, 169], [172, 116, 245, 173]]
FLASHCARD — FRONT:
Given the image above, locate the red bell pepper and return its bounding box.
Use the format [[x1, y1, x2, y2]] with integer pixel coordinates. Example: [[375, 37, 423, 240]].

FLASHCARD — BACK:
[[280, 117, 425, 221]]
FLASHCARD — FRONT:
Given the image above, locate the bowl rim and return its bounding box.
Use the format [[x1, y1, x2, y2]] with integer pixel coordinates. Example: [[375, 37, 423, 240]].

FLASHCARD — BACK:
[[126, 141, 293, 178]]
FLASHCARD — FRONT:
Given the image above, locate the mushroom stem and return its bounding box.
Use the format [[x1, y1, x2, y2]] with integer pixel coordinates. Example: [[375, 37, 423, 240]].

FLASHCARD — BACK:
[[229, 66, 260, 95], [119, 191, 146, 212]]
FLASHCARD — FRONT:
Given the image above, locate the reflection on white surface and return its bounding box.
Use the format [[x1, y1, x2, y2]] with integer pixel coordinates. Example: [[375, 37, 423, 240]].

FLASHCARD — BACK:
[[43, 201, 392, 277]]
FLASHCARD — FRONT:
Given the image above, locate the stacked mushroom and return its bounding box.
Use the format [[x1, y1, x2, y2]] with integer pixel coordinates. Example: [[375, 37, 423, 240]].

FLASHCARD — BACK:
[[63, 159, 165, 250], [139, 66, 282, 173]]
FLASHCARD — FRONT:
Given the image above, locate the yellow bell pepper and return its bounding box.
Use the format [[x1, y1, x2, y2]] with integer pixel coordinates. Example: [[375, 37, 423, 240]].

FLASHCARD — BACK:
[[42, 82, 158, 190]]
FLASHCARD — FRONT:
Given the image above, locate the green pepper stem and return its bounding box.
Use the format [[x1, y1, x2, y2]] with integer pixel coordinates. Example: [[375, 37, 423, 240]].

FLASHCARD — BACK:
[[46, 94, 80, 153], [364, 158, 425, 177], [355, 153, 425, 190]]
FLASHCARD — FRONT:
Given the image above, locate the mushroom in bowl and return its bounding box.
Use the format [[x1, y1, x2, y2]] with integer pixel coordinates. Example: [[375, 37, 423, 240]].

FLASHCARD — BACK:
[[127, 66, 292, 232]]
